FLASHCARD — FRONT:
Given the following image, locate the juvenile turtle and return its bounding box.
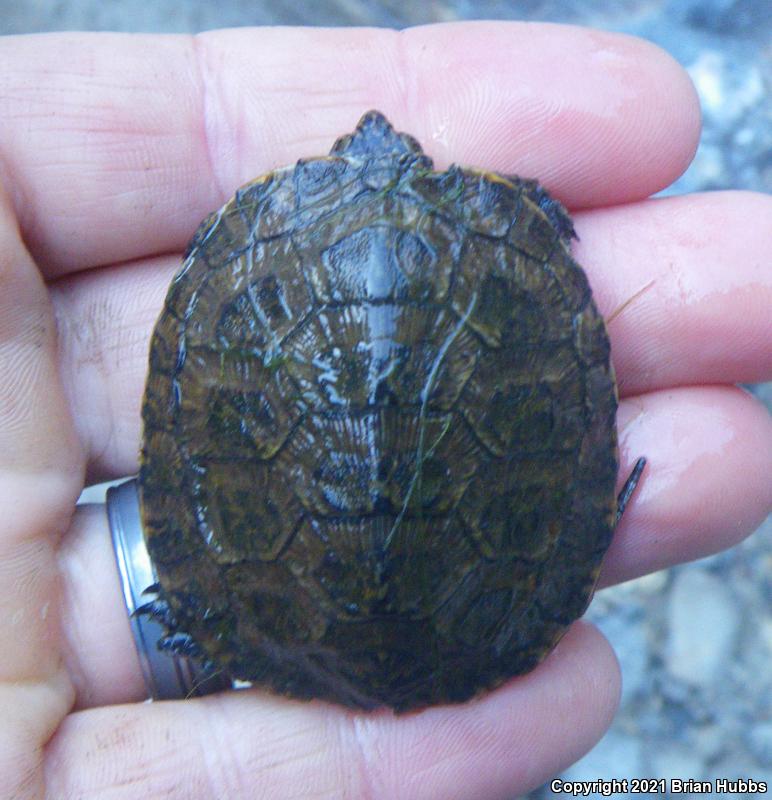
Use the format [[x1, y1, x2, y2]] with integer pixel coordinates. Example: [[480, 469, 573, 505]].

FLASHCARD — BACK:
[[138, 111, 644, 711]]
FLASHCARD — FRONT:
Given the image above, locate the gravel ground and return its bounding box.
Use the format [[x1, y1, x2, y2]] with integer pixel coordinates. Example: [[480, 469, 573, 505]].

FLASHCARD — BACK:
[[7, 1, 770, 796]]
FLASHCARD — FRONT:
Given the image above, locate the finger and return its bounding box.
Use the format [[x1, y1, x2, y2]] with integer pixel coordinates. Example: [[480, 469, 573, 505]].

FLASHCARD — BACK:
[[603, 384, 772, 587], [574, 191, 772, 396], [45, 623, 619, 800], [0, 179, 82, 792], [59, 388, 770, 709], [51, 191, 772, 481], [53, 256, 164, 482], [1, 23, 699, 276], [56, 504, 146, 710]]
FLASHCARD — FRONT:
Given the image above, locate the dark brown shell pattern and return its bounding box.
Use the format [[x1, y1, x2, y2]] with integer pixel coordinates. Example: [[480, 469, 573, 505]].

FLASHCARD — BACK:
[[139, 111, 619, 711]]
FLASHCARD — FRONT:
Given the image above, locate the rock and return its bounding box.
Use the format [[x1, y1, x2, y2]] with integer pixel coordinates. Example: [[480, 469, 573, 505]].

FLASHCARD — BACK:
[[591, 607, 649, 706], [687, 51, 764, 121], [694, 724, 729, 762], [665, 569, 741, 688], [747, 721, 772, 766], [651, 743, 705, 782], [561, 730, 644, 784]]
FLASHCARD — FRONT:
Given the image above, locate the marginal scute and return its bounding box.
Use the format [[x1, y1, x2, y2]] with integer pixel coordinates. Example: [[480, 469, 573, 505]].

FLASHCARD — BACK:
[[139, 110, 620, 712]]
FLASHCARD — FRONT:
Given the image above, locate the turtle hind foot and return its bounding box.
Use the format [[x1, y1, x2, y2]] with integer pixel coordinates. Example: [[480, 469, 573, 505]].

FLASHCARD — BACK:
[[135, 596, 207, 662], [134, 596, 179, 629], [157, 631, 205, 660]]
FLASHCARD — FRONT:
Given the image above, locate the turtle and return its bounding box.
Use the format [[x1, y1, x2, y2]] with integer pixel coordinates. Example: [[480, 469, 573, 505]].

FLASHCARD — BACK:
[[138, 110, 644, 712]]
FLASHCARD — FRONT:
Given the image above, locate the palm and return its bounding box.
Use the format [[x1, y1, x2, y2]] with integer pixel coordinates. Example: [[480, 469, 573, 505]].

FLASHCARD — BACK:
[[1, 22, 769, 799]]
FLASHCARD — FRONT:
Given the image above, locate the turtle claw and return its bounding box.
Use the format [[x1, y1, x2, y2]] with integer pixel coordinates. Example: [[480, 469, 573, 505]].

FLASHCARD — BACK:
[[158, 632, 204, 659], [136, 598, 205, 662], [616, 457, 647, 525], [134, 596, 179, 629]]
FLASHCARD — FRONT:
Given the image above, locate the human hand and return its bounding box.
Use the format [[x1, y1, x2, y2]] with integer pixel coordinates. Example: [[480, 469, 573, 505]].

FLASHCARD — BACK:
[[2, 22, 770, 799]]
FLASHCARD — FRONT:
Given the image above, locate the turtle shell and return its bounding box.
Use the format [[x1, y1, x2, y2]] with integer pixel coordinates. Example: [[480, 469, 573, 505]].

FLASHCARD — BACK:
[[139, 110, 619, 711]]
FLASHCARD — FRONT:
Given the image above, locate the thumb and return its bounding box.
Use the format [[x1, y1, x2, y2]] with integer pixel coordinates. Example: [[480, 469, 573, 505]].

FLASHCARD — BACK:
[[0, 173, 84, 797]]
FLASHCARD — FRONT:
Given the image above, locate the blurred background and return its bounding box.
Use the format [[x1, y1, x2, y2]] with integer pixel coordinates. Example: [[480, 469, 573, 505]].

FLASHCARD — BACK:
[[3, 1, 769, 797]]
